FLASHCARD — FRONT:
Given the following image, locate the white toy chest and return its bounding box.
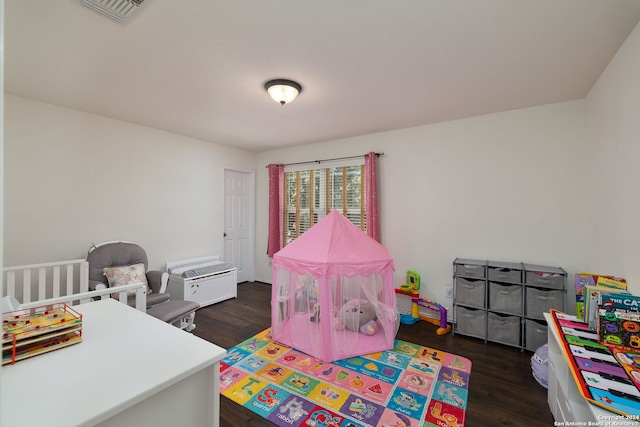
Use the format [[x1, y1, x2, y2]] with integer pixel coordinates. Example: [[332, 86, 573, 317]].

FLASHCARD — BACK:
[[166, 256, 237, 308]]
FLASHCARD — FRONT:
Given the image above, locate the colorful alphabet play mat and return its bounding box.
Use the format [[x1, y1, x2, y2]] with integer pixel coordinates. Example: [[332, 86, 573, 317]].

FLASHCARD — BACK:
[[220, 328, 471, 427]]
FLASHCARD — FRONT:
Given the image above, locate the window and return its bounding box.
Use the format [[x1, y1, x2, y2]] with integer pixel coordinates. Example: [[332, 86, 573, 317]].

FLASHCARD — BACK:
[[283, 161, 366, 245]]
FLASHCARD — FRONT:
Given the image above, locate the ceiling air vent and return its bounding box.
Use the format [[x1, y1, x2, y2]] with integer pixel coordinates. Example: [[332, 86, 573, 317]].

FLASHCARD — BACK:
[[79, 0, 145, 24]]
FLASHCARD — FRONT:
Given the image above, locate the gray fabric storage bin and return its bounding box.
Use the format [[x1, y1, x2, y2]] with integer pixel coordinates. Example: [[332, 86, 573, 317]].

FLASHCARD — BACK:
[[456, 277, 485, 307], [489, 282, 523, 314], [487, 262, 522, 284], [487, 312, 521, 346], [525, 319, 548, 352], [455, 306, 486, 338], [455, 259, 486, 279], [526, 287, 564, 320], [523, 264, 566, 290]]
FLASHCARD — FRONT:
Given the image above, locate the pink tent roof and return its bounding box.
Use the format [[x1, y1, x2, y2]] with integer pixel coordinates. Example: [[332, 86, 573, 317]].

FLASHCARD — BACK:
[[272, 210, 394, 278]]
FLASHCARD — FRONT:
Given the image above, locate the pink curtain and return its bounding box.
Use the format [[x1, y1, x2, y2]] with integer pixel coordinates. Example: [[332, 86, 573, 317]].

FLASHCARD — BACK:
[[365, 152, 380, 242], [267, 164, 284, 257]]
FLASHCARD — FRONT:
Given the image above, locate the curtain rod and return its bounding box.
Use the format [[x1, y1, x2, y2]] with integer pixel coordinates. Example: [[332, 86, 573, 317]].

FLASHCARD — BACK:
[[266, 152, 384, 168]]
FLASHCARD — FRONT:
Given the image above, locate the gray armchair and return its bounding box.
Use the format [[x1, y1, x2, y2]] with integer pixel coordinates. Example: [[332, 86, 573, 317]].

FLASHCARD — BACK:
[[86, 241, 199, 331], [87, 241, 171, 307]]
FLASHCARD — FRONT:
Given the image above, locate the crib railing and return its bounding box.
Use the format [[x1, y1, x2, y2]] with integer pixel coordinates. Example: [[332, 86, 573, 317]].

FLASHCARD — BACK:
[[4, 259, 90, 306], [16, 282, 147, 311], [2, 259, 146, 311]]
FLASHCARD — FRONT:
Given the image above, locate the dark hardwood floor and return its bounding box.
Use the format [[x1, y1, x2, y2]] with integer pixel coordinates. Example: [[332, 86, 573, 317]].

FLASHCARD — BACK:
[[192, 282, 554, 427]]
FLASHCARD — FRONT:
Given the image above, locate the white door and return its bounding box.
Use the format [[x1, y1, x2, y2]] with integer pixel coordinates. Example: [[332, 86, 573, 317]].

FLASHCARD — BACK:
[[223, 169, 254, 283]]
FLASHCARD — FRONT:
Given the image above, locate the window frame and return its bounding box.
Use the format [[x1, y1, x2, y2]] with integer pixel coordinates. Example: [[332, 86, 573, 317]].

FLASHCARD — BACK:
[[283, 158, 367, 246]]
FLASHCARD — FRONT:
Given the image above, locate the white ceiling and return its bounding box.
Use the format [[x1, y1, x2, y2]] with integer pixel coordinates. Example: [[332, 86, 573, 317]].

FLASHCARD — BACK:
[[5, 1, 640, 152]]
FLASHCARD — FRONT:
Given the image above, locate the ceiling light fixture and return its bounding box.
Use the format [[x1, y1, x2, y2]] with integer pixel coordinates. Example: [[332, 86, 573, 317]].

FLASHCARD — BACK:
[[264, 79, 302, 105]]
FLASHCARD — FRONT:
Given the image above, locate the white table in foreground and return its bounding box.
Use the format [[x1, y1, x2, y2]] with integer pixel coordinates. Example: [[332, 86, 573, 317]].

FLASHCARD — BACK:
[[1, 298, 227, 427]]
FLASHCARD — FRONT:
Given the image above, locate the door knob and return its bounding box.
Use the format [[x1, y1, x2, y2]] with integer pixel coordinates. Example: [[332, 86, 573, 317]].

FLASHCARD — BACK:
[[223, 232, 227, 237]]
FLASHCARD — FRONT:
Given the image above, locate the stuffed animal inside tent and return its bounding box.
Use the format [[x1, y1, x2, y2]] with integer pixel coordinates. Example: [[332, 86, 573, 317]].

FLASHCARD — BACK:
[[335, 299, 378, 335]]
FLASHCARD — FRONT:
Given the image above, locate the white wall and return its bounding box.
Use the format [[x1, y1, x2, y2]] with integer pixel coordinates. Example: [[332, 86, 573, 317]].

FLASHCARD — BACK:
[[6, 18, 638, 313], [584, 21, 640, 296], [256, 100, 587, 315], [1, 0, 5, 395], [3, 94, 256, 271]]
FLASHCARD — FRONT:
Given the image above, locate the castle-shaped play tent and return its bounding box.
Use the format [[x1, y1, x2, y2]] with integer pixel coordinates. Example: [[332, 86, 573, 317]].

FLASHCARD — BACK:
[[271, 210, 399, 362]]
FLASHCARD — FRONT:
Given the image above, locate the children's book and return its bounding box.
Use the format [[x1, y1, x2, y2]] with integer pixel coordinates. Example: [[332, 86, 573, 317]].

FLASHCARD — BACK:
[[574, 272, 627, 321], [583, 285, 630, 329], [596, 276, 627, 290], [597, 293, 640, 350]]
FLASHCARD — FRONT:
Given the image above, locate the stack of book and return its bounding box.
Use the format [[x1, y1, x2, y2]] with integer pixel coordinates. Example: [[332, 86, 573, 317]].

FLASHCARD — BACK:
[[584, 285, 630, 329], [574, 272, 626, 322]]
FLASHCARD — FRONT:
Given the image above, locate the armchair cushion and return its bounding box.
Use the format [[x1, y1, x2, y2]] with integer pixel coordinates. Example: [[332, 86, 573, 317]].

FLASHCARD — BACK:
[[103, 263, 149, 297]]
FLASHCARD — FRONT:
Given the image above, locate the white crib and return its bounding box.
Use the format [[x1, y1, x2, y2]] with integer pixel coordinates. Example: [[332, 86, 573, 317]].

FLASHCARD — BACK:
[[2, 259, 147, 311]]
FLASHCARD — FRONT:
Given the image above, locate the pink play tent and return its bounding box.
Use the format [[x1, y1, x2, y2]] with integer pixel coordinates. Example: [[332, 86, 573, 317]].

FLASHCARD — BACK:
[[271, 210, 399, 362]]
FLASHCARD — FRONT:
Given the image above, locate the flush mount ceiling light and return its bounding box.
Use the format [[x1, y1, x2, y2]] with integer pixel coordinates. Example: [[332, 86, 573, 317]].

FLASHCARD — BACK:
[[264, 79, 302, 105]]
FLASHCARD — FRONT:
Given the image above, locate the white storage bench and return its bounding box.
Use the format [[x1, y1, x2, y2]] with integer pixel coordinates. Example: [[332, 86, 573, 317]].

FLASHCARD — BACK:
[[165, 256, 237, 308]]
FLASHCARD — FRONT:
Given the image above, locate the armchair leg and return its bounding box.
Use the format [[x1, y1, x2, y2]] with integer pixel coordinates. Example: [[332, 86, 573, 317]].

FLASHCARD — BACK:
[[174, 311, 196, 332], [185, 312, 196, 332]]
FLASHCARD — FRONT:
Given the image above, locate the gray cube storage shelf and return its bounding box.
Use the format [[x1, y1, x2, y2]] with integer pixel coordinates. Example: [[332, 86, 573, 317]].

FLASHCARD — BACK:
[[452, 258, 567, 351]]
